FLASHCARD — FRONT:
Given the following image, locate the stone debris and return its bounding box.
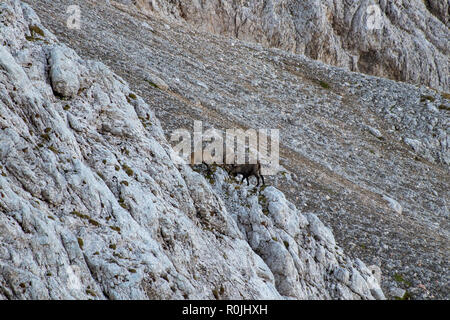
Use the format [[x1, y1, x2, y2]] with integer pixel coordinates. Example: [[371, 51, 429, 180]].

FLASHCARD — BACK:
[[132, 0, 449, 91], [0, 0, 386, 300]]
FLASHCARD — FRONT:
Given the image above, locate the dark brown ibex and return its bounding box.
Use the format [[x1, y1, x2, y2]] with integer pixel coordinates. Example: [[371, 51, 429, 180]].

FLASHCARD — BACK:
[[229, 162, 265, 186]]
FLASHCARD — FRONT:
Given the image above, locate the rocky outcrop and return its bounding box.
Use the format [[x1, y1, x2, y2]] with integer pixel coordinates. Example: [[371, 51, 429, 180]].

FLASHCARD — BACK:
[[211, 170, 385, 299], [132, 0, 449, 91], [0, 0, 384, 299], [22, 0, 449, 300]]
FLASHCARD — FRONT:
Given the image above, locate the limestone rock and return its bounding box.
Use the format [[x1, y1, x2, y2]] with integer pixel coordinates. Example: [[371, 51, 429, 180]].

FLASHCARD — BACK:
[[132, 0, 449, 91], [48, 45, 83, 98], [8, 0, 450, 300]]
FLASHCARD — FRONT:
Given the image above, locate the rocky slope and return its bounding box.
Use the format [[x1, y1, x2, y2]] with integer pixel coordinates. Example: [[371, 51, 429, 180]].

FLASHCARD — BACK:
[[0, 0, 387, 300], [3, 0, 449, 299], [131, 0, 449, 91], [25, 0, 450, 300]]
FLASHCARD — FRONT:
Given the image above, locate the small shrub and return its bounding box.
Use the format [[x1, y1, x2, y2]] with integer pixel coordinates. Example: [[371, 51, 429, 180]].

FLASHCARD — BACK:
[[319, 81, 330, 89], [113, 252, 125, 259], [48, 145, 59, 154], [109, 226, 121, 232], [77, 237, 84, 250], [420, 95, 435, 102], [85, 289, 96, 297], [88, 219, 100, 227], [29, 25, 45, 37], [146, 80, 158, 88], [395, 291, 412, 300], [125, 168, 133, 177], [71, 210, 89, 219], [119, 202, 127, 209], [393, 273, 412, 287], [258, 195, 267, 204]]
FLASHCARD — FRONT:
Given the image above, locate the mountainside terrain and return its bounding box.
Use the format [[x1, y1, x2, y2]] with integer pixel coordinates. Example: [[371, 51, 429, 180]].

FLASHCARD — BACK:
[[131, 0, 449, 91], [0, 0, 387, 300], [1, 0, 448, 299]]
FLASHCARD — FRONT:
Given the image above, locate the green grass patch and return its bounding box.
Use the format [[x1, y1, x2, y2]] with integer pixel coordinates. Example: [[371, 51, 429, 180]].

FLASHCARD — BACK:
[[71, 210, 89, 219], [146, 80, 159, 89], [125, 168, 134, 177], [85, 289, 96, 297], [48, 145, 59, 154], [394, 291, 412, 300], [319, 81, 330, 89], [88, 219, 100, 227]]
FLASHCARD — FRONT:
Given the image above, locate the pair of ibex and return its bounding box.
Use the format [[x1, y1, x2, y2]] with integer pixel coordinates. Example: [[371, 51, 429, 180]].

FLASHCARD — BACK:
[[189, 151, 265, 186]]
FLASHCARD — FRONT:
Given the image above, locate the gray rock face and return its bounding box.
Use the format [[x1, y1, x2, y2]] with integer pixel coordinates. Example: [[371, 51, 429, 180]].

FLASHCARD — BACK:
[[0, 0, 384, 300], [49, 46, 82, 98], [18, 0, 450, 300], [382, 196, 403, 215], [132, 0, 449, 91]]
